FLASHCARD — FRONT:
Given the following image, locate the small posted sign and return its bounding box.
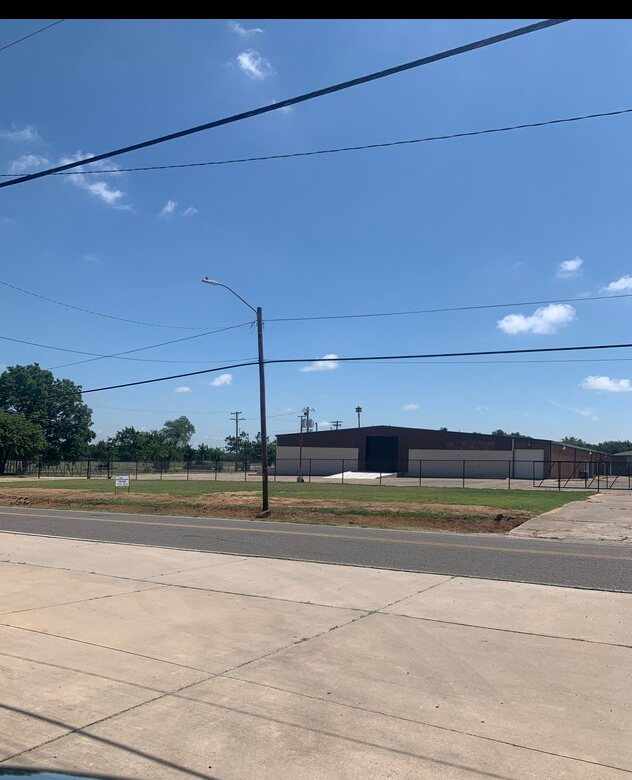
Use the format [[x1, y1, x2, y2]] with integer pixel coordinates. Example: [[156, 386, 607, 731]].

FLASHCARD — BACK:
[[115, 475, 130, 493]]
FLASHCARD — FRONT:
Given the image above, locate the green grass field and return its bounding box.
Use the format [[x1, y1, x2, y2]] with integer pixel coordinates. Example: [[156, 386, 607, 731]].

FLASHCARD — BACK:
[[0, 478, 591, 514]]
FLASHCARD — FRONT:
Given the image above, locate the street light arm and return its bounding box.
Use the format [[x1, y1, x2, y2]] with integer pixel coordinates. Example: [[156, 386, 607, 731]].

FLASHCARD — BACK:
[[201, 278, 257, 314]]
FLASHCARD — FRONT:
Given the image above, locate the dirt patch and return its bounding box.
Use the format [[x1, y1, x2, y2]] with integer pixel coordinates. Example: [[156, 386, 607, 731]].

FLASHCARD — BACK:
[[0, 488, 530, 533]]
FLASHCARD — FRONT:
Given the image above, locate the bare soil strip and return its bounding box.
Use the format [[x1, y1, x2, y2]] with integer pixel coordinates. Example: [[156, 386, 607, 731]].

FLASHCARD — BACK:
[[0, 488, 531, 533]]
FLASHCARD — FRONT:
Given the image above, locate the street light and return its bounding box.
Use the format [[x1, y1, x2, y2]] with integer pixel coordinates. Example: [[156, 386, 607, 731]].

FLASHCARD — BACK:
[[355, 406, 363, 428], [202, 277, 269, 515]]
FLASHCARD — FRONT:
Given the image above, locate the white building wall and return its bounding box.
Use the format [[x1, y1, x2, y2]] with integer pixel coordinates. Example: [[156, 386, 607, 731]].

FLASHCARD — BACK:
[[276, 446, 359, 476], [513, 449, 544, 479], [407, 449, 512, 478]]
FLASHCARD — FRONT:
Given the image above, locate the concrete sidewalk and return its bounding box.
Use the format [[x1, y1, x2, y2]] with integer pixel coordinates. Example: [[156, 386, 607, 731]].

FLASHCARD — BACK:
[[511, 492, 632, 541], [0, 531, 630, 779]]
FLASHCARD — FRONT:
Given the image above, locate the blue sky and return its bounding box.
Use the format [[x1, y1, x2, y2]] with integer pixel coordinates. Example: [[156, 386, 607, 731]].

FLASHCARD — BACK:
[[1, 18, 632, 447]]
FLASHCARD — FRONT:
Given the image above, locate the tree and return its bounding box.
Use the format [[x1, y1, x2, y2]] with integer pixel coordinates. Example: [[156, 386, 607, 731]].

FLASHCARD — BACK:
[[491, 429, 508, 436], [225, 431, 253, 461], [88, 438, 114, 460], [138, 430, 171, 461], [560, 436, 594, 449], [110, 426, 144, 460], [250, 432, 276, 462], [161, 416, 195, 453], [0, 411, 46, 473], [0, 364, 94, 461], [595, 440, 632, 454]]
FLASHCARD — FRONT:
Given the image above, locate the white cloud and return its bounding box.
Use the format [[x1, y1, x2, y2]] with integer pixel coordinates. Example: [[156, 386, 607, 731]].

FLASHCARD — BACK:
[[209, 373, 233, 387], [580, 375, 632, 393], [549, 400, 599, 420], [557, 257, 583, 278], [9, 154, 49, 174], [82, 253, 100, 264], [602, 275, 632, 293], [236, 50, 274, 80], [402, 403, 419, 411], [0, 124, 39, 142], [59, 151, 130, 210], [475, 405, 490, 411], [497, 303, 576, 335], [318, 420, 331, 429], [174, 386, 191, 394], [182, 206, 198, 217], [300, 354, 339, 372], [84, 180, 125, 206], [159, 200, 177, 218], [229, 21, 264, 36]]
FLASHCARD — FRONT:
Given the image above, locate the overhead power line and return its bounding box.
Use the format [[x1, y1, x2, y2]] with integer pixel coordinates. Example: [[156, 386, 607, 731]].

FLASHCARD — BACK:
[[0, 323, 251, 370], [3, 277, 631, 333], [47, 322, 252, 370], [5, 106, 626, 178], [352, 357, 632, 365], [0, 19, 66, 53], [0, 19, 570, 190], [0, 280, 211, 330], [90, 404, 296, 418], [25, 341, 632, 398], [3, 293, 632, 371], [268, 293, 632, 323]]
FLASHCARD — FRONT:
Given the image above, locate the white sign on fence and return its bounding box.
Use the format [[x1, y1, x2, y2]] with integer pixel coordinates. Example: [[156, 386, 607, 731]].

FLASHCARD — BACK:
[[115, 475, 130, 489]]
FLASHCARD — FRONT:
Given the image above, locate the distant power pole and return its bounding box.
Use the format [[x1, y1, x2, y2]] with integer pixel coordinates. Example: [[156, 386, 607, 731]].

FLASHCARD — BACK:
[[230, 411, 242, 471], [331, 420, 343, 430], [355, 406, 363, 428], [302, 407, 315, 434]]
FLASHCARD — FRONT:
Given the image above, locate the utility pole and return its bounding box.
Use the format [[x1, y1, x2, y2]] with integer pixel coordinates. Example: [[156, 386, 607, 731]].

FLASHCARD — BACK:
[[230, 411, 242, 472], [331, 420, 343, 430], [298, 413, 306, 478], [203, 278, 269, 515], [302, 407, 314, 434], [355, 406, 363, 428]]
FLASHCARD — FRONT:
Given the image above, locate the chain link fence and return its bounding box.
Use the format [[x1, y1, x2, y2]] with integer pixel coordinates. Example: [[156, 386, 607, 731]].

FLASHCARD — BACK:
[[2, 456, 629, 490]]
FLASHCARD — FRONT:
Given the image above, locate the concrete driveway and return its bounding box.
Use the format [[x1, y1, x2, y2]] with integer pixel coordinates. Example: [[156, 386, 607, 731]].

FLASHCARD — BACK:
[[511, 491, 632, 541], [1, 531, 631, 779]]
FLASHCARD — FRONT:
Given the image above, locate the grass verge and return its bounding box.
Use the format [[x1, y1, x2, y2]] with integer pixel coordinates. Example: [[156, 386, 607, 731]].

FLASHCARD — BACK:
[[0, 479, 592, 534]]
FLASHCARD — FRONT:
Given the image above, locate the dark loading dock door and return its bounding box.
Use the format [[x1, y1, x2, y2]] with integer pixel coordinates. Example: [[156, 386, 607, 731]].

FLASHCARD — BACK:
[[364, 436, 399, 472]]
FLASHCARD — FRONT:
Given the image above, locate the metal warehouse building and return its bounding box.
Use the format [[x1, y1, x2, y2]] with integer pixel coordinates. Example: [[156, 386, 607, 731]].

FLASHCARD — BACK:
[[275, 426, 611, 480]]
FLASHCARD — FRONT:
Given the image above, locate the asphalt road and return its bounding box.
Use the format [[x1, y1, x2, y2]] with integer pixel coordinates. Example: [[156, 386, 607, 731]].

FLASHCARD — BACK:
[[0, 505, 631, 592]]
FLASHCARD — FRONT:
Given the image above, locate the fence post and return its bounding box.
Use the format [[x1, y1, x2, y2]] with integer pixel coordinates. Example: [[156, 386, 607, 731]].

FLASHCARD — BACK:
[[160, 461, 163, 481], [87, 458, 91, 480], [135, 459, 139, 481], [342, 459, 345, 484], [308, 458, 312, 483], [107, 459, 111, 480], [597, 467, 600, 492], [38, 457, 42, 479], [186, 461, 190, 481], [379, 459, 382, 486], [215, 461, 218, 481], [532, 460, 535, 487], [558, 461, 561, 491], [419, 460, 422, 487], [462, 460, 466, 489], [507, 460, 511, 490]]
